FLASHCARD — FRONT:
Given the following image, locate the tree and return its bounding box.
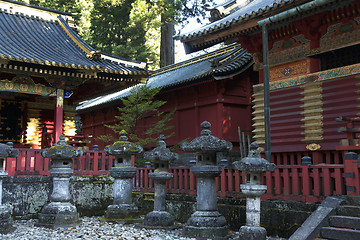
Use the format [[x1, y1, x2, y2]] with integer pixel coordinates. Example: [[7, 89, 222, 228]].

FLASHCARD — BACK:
[[97, 85, 175, 148]]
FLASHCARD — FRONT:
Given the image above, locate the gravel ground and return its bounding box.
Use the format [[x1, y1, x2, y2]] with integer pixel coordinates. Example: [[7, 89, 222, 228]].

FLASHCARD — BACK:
[[0, 216, 286, 240], [0, 217, 193, 240]]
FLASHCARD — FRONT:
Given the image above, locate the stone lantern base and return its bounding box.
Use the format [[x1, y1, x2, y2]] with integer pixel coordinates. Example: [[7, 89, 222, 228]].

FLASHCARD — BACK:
[[106, 203, 139, 221], [184, 211, 228, 238], [37, 202, 79, 229], [239, 225, 267, 240], [144, 211, 174, 227], [0, 205, 15, 233]]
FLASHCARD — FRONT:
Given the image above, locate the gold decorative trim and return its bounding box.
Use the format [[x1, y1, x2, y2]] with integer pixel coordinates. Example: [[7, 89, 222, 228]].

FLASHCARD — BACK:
[[0, 78, 54, 96], [300, 79, 323, 144], [306, 143, 321, 151], [251, 90, 265, 146], [57, 18, 92, 56], [56, 89, 64, 108]]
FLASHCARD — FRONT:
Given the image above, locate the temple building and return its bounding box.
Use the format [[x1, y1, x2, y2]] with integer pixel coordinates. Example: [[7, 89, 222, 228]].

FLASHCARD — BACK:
[[0, 0, 149, 149], [77, 43, 256, 150], [176, 0, 360, 162]]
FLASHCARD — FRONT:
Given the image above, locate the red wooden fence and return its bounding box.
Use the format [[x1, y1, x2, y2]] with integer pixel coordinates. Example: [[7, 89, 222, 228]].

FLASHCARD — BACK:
[[3, 149, 360, 203]]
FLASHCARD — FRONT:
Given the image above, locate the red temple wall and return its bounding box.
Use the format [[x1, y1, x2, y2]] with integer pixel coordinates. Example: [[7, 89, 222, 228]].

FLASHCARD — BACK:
[[267, 75, 360, 153], [80, 72, 255, 150]]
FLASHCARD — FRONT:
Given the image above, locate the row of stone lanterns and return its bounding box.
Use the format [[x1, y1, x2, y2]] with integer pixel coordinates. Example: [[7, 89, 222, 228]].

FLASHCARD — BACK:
[[0, 121, 275, 240], [103, 121, 276, 239]]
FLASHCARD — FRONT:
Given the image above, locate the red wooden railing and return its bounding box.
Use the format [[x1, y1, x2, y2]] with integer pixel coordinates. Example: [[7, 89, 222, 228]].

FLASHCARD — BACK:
[[3, 149, 360, 203]]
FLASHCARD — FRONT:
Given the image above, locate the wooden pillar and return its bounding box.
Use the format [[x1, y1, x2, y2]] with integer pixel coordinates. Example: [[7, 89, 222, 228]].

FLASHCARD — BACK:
[[54, 89, 64, 143], [216, 82, 225, 138]]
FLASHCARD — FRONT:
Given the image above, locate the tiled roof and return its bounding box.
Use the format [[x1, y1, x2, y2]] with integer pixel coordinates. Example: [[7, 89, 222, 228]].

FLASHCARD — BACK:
[[76, 43, 253, 112], [176, 0, 301, 53], [0, 1, 149, 82]]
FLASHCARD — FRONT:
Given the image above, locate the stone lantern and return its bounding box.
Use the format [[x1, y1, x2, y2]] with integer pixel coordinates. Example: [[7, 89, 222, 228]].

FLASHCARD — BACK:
[[0, 142, 19, 233], [104, 130, 143, 220], [232, 142, 275, 240], [181, 121, 232, 238], [143, 135, 176, 227], [37, 135, 83, 228]]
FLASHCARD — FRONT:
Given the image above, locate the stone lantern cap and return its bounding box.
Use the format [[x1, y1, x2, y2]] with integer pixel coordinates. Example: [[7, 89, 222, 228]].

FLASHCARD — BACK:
[[104, 130, 143, 156], [144, 135, 177, 163], [0, 142, 19, 159], [181, 121, 232, 153], [41, 135, 83, 159], [233, 142, 275, 172]]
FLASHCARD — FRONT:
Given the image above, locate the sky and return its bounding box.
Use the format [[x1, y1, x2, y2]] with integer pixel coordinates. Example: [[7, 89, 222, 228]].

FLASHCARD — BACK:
[[175, 0, 225, 62]]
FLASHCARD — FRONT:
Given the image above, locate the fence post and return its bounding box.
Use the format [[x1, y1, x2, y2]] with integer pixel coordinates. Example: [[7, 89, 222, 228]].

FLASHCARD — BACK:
[[301, 156, 312, 201], [220, 167, 226, 197], [344, 152, 360, 195]]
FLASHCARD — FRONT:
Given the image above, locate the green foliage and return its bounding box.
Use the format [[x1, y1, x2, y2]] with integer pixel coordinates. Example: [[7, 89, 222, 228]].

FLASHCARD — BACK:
[[90, 0, 161, 68], [104, 85, 175, 148]]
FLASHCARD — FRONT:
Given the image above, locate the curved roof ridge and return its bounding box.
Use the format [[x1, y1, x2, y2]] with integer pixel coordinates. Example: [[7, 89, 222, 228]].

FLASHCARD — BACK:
[[0, 0, 74, 24], [1, 0, 72, 16], [176, 0, 293, 40], [151, 44, 240, 76], [57, 15, 147, 70], [57, 15, 98, 58]]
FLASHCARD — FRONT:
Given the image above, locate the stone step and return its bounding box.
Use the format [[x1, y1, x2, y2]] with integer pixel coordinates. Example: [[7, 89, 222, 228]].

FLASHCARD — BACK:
[[337, 205, 360, 217], [329, 215, 360, 229], [321, 227, 360, 240]]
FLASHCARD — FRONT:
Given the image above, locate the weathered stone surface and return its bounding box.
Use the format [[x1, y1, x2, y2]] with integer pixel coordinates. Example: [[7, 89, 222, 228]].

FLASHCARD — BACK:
[[37, 202, 79, 229], [321, 227, 360, 240], [184, 210, 228, 238], [181, 121, 231, 238], [144, 211, 174, 226], [0, 205, 14, 234], [104, 130, 143, 166], [289, 196, 343, 240], [148, 172, 173, 181], [143, 135, 177, 163], [110, 167, 136, 178], [41, 135, 82, 159], [0, 142, 18, 234], [233, 142, 275, 239], [190, 165, 222, 178], [143, 136, 175, 227], [239, 225, 267, 240], [1, 176, 317, 238], [105, 131, 141, 221], [38, 135, 82, 229], [106, 203, 139, 220], [233, 142, 275, 173], [0, 142, 20, 159], [181, 121, 232, 154], [329, 215, 360, 229], [337, 205, 360, 217]]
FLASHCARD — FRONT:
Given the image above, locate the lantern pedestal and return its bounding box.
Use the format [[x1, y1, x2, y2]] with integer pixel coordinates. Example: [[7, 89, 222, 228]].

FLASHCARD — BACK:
[[37, 135, 82, 229], [106, 167, 139, 220], [37, 167, 79, 228], [184, 166, 228, 238], [232, 142, 275, 240], [144, 172, 174, 226], [0, 142, 19, 233], [0, 171, 14, 234], [37, 202, 79, 229], [238, 184, 267, 240]]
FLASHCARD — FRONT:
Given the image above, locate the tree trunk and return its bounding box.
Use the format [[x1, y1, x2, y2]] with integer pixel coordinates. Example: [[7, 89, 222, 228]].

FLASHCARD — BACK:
[[160, 13, 175, 67]]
